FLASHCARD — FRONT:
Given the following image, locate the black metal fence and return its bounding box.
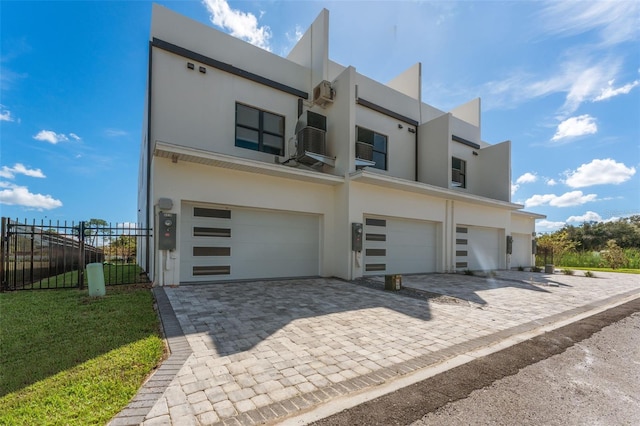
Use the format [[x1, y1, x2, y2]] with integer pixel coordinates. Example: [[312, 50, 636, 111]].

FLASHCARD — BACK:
[[1, 218, 151, 291]]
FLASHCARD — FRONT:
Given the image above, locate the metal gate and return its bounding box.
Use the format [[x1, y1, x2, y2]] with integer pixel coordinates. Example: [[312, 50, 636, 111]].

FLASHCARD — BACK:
[[1, 218, 151, 291]]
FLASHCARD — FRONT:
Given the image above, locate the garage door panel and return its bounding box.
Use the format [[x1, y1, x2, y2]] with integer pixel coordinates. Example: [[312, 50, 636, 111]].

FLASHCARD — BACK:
[[511, 233, 531, 268], [181, 203, 319, 282], [364, 216, 437, 275], [466, 227, 501, 271]]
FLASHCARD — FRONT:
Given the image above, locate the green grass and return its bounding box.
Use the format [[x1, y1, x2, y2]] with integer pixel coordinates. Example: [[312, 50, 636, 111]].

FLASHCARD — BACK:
[[32, 264, 147, 288], [0, 285, 165, 425], [537, 248, 640, 269], [556, 266, 640, 275]]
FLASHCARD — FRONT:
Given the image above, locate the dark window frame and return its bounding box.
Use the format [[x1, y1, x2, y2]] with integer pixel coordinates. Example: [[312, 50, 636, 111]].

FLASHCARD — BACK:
[[356, 126, 388, 170], [235, 102, 285, 156], [452, 157, 467, 188]]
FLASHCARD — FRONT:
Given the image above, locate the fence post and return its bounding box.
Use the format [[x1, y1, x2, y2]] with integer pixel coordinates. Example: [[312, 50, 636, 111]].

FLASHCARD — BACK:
[[0, 218, 6, 292], [78, 221, 85, 290]]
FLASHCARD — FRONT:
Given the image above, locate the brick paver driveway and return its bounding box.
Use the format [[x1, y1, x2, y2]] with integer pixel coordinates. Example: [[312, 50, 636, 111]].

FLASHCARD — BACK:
[[113, 271, 639, 426]]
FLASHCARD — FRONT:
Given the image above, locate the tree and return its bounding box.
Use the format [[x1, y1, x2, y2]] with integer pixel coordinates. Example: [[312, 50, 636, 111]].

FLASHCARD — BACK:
[[601, 239, 628, 269], [107, 235, 137, 263], [536, 230, 579, 264]]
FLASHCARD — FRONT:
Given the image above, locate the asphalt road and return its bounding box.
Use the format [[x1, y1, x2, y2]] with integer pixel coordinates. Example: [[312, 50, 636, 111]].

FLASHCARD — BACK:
[[312, 297, 640, 426]]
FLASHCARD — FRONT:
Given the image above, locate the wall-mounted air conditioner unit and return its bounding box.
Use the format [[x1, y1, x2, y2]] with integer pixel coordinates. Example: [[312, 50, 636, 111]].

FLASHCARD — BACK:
[[313, 80, 334, 107], [297, 127, 326, 159], [355, 142, 373, 161]]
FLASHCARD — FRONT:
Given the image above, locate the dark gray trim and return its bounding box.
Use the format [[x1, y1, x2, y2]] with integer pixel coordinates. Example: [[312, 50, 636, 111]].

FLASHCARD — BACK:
[[145, 41, 153, 274], [151, 37, 309, 99], [452, 134, 481, 149], [356, 97, 419, 127]]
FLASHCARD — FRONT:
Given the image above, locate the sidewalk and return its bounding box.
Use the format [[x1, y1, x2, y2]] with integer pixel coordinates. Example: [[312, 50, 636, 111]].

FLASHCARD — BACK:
[[109, 271, 640, 426]]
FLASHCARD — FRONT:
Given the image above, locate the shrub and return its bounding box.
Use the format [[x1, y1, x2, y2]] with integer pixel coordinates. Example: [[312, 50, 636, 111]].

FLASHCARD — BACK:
[[531, 266, 542, 272], [601, 240, 628, 269], [463, 269, 474, 276], [517, 265, 525, 271], [584, 271, 595, 278], [562, 268, 575, 275]]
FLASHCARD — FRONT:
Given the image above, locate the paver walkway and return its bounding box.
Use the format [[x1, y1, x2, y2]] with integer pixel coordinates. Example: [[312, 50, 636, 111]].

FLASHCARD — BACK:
[[109, 271, 640, 426]]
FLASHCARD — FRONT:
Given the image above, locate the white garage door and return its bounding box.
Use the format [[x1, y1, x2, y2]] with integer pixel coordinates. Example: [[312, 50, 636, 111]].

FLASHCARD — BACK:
[[511, 233, 532, 268], [467, 226, 501, 271], [180, 203, 320, 283], [363, 216, 437, 275]]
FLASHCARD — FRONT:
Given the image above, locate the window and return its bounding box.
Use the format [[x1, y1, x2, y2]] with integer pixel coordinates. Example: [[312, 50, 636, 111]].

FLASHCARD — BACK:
[[452, 157, 466, 188], [356, 126, 388, 170], [235, 103, 284, 155]]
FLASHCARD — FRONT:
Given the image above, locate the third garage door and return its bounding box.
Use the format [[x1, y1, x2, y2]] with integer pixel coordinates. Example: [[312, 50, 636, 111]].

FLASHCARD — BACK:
[[363, 216, 437, 275]]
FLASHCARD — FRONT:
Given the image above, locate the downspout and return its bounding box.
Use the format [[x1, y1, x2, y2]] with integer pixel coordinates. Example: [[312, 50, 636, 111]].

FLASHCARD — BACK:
[[145, 41, 153, 274]]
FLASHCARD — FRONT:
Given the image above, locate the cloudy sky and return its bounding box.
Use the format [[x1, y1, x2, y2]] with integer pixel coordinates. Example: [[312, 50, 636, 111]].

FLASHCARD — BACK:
[[1, 0, 638, 231]]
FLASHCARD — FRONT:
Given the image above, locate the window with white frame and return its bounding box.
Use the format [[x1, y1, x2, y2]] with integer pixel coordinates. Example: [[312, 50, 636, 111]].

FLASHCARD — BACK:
[[452, 157, 466, 188], [356, 126, 388, 170], [235, 103, 284, 155]]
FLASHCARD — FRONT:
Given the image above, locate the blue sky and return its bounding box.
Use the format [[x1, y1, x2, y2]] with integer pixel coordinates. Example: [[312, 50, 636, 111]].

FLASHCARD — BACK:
[[1, 1, 638, 231]]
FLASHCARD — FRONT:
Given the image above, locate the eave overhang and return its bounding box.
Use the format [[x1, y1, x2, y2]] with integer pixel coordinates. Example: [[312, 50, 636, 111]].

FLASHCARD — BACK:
[[154, 141, 345, 186], [511, 210, 547, 220], [350, 169, 525, 210]]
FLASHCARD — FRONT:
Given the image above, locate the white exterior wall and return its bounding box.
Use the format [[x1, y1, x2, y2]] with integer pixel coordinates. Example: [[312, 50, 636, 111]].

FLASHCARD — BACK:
[[348, 181, 446, 277], [140, 5, 545, 284], [151, 157, 337, 285], [418, 113, 450, 188], [151, 49, 300, 164], [454, 201, 509, 270], [152, 5, 308, 93], [355, 105, 416, 181]]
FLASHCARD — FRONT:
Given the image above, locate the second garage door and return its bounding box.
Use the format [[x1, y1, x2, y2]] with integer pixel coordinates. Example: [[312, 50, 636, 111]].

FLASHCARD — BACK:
[[467, 226, 501, 271], [363, 216, 438, 275], [180, 203, 320, 283], [511, 233, 532, 268]]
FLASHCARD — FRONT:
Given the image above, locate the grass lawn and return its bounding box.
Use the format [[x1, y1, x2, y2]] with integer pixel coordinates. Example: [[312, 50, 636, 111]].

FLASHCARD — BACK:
[[0, 284, 165, 425], [557, 266, 640, 275], [31, 263, 147, 288]]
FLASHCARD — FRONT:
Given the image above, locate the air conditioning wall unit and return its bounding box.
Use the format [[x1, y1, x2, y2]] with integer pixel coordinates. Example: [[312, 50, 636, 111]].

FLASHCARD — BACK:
[[297, 127, 326, 159], [355, 142, 373, 161], [313, 80, 334, 107]]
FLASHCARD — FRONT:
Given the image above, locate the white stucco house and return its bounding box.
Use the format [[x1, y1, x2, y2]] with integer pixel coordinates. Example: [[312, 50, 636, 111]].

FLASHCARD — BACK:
[[138, 4, 545, 286]]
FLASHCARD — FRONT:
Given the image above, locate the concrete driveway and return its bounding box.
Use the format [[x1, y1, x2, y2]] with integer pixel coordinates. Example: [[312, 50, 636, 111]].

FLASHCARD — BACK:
[[110, 271, 640, 426]]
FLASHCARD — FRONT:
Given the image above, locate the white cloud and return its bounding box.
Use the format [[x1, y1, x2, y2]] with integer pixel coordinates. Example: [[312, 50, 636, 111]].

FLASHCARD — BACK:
[[566, 211, 602, 223], [511, 183, 519, 196], [536, 219, 566, 231], [0, 183, 62, 210], [69, 133, 81, 141], [33, 130, 69, 144], [525, 190, 597, 208], [105, 128, 128, 137], [539, 1, 640, 46], [201, 0, 272, 51], [0, 105, 15, 122], [564, 158, 636, 188], [546, 178, 557, 186], [0, 163, 46, 179], [516, 172, 537, 184], [484, 59, 622, 115], [551, 115, 597, 141], [593, 79, 640, 102]]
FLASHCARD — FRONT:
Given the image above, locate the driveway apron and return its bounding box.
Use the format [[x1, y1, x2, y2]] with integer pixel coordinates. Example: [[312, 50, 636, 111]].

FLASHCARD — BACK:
[[109, 271, 640, 426]]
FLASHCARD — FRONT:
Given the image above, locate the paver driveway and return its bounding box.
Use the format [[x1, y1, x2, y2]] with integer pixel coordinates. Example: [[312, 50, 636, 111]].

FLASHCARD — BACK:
[[112, 271, 640, 426]]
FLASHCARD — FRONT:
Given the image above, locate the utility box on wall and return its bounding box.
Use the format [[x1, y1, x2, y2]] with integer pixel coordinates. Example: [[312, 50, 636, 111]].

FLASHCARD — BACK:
[[158, 212, 177, 250]]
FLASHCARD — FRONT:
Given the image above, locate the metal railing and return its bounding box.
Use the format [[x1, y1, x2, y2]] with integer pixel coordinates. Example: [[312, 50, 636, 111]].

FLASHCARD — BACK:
[[1, 218, 151, 291]]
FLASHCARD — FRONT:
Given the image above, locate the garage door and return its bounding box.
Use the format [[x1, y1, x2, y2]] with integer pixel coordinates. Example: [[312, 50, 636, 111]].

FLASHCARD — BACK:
[[511, 233, 532, 268], [456, 226, 501, 271], [363, 216, 437, 275], [180, 203, 320, 282], [468, 226, 501, 271]]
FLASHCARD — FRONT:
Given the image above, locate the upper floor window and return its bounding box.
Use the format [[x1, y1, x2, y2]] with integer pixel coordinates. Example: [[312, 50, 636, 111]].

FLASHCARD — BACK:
[[452, 157, 466, 188], [235, 103, 284, 156], [356, 126, 387, 170]]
